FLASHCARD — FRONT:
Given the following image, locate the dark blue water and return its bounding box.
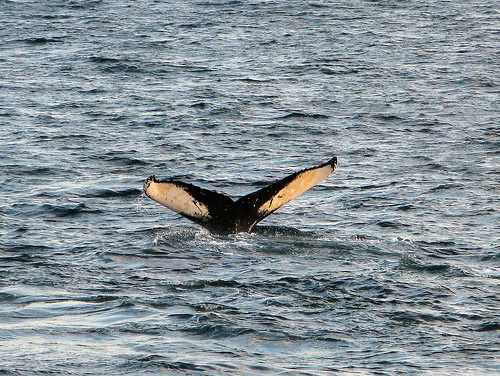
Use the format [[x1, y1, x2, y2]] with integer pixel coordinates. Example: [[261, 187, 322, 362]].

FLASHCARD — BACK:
[[1, 1, 499, 375]]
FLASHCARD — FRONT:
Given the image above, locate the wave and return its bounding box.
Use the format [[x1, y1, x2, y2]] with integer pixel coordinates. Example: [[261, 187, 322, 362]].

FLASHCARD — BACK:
[[276, 112, 330, 120], [81, 188, 141, 198], [24, 37, 65, 45], [475, 322, 500, 332], [41, 203, 102, 218], [180, 323, 254, 339], [398, 254, 471, 277], [123, 355, 215, 372], [387, 310, 460, 325]]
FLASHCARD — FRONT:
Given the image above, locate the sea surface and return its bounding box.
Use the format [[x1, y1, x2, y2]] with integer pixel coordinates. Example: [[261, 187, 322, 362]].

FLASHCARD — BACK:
[[1, 1, 499, 375]]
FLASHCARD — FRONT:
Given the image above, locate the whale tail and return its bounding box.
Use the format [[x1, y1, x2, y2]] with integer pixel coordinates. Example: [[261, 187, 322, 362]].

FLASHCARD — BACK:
[[143, 157, 337, 234]]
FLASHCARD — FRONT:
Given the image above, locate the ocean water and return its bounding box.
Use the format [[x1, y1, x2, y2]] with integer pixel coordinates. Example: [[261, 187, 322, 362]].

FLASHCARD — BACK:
[[1, 0, 499, 375]]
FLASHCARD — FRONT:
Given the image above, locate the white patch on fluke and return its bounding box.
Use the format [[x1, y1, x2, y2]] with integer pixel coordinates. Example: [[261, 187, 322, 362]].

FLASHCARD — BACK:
[[144, 179, 210, 220], [258, 161, 335, 215]]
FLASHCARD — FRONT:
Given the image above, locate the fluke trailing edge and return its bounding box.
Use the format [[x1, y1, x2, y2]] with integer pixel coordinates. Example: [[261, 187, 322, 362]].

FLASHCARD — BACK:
[[143, 157, 338, 234]]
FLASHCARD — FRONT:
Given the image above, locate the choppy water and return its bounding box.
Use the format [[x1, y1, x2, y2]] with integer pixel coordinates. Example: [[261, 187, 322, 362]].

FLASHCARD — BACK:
[[1, 0, 499, 375]]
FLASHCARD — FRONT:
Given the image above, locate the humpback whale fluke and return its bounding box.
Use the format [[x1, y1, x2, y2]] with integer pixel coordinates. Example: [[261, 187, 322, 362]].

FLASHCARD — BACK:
[[143, 157, 338, 235]]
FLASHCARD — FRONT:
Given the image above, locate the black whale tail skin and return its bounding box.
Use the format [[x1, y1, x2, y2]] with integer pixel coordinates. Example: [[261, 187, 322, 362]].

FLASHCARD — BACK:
[[143, 157, 338, 234]]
